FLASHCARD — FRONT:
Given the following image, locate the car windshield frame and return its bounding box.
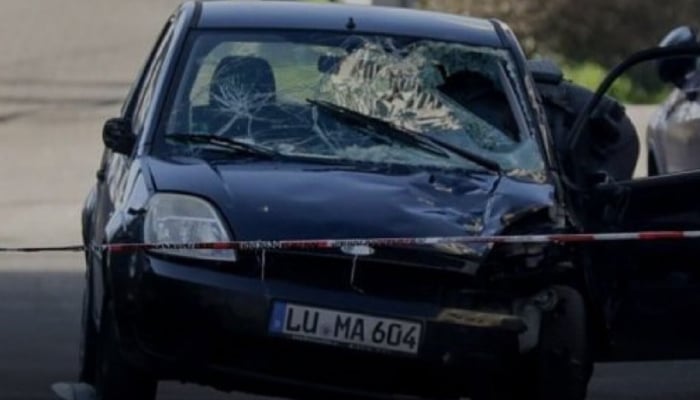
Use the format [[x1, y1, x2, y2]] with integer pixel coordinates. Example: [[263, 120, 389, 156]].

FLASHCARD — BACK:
[[152, 28, 547, 179]]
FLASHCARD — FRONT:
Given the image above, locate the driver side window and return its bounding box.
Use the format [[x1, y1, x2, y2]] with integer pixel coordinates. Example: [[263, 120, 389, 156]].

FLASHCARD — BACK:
[[131, 21, 174, 135], [103, 19, 174, 200]]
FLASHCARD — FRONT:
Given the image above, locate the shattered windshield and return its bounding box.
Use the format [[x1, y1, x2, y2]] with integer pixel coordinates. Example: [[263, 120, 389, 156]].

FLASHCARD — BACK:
[[162, 31, 545, 175]]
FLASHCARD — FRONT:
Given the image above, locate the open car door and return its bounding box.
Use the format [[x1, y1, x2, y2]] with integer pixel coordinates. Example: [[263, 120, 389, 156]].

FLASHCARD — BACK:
[[566, 39, 700, 361], [590, 172, 700, 360]]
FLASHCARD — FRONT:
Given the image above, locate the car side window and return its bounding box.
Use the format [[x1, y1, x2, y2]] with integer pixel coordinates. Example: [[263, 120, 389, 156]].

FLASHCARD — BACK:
[[101, 20, 174, 200], [131, 21, 175, 135], [119, 66, 147, 119]]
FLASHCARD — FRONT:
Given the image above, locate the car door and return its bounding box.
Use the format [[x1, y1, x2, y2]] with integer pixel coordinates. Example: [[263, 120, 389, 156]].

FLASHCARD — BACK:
[[587, 166, 700, 361], [88, 18, 175, 321], [562, 38, 700, 361]]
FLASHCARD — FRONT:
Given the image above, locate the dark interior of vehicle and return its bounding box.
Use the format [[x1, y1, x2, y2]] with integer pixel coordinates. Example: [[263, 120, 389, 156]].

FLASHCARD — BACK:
[[437, 68, 519, 140], [192, 55, 310, 141]]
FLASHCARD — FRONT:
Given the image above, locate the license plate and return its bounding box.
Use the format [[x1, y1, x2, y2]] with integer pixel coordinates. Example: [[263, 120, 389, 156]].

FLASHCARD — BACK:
[[269, 302, 422, 355]]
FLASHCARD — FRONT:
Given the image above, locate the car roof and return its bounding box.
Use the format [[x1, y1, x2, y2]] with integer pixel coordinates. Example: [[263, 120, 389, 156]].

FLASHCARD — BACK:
[[193, 1, 504, 48]]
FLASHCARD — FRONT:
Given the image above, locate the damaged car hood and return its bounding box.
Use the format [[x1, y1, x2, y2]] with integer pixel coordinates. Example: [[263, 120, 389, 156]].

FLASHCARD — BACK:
[[145, 156, 554, 259]]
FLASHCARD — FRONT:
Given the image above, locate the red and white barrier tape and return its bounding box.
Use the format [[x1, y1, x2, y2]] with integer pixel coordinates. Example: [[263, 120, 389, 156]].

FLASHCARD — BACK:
[[2, 230, 700, 253]]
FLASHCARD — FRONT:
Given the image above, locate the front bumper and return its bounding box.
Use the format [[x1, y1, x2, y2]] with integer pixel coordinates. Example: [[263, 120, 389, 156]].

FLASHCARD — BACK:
[[112, 254, 530, 398]]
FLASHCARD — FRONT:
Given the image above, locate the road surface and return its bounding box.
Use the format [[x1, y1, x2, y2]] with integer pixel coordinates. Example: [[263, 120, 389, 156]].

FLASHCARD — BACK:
[[0, 0, 698, 399]]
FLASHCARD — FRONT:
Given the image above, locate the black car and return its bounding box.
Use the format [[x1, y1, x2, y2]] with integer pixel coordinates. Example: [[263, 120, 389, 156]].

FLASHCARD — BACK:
[[78, 2, 700, 400]]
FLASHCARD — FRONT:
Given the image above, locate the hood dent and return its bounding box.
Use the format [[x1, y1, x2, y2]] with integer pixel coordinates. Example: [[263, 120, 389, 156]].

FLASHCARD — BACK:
[[146, 158, 554, 261]]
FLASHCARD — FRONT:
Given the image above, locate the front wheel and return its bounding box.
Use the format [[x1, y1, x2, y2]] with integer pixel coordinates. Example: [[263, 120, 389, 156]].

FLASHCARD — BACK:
[[78, 282, 97, 384], [479, 285, 593, 400], [525, 285, 592, 399], [94, 306, 158, 400]]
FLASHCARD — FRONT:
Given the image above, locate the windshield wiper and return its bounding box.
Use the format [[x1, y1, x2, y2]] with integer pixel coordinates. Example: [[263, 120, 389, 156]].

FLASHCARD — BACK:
[[307, 99, 501, 172], [167, 134, 277, 159], [307, 99, 449, 157], [418, 135, 501, 173]]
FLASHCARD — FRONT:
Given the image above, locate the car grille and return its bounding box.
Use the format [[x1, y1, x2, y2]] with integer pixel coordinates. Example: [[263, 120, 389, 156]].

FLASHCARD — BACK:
[[263, 250, 353, 291], [260, 249, 477, 303]]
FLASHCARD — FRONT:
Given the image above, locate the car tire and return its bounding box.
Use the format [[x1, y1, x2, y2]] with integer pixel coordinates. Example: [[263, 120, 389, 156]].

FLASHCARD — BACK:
[[94, 305, 158, 400], [478, 285, 592, 400], [78, 277, 97, 384]]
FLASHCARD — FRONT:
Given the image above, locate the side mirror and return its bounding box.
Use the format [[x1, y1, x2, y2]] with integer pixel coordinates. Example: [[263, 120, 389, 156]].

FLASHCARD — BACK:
[[657, 26, 698, 87], [103, 117, 136, 155]]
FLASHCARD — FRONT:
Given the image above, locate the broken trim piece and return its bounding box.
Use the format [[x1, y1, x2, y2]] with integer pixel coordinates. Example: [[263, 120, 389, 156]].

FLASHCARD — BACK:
[[436, 308, 526, 332]]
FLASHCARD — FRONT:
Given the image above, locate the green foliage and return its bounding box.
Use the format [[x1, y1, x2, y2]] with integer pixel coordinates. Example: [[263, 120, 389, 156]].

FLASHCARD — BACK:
[[561, 61, 670, 104], [420, 0, 700, 68], [419, 0, 690, 103]]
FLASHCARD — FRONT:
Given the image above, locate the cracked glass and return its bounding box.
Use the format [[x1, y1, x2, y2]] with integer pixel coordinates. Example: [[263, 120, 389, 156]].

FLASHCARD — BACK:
[[162, 31, 545, 175]]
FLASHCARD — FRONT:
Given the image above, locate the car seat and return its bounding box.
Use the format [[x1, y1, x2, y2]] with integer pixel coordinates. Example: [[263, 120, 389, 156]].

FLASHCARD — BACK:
[[195, 55, 279, 137]]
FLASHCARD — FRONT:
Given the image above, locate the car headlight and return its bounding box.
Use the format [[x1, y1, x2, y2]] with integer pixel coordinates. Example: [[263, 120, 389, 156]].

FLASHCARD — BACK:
[[144, 193, 237, 261]]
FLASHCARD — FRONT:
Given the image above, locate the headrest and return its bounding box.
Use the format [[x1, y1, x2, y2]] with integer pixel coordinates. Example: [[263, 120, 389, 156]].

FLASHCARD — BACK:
[[210, 56, 276, 108]]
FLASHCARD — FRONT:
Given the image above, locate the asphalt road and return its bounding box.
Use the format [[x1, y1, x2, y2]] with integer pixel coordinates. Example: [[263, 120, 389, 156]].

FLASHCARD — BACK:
[[0, 0, 699, 399]]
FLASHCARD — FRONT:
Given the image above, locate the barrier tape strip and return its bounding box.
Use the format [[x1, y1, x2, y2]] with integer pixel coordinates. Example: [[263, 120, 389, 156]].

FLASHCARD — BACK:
[[2, 230, 700, 253]]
